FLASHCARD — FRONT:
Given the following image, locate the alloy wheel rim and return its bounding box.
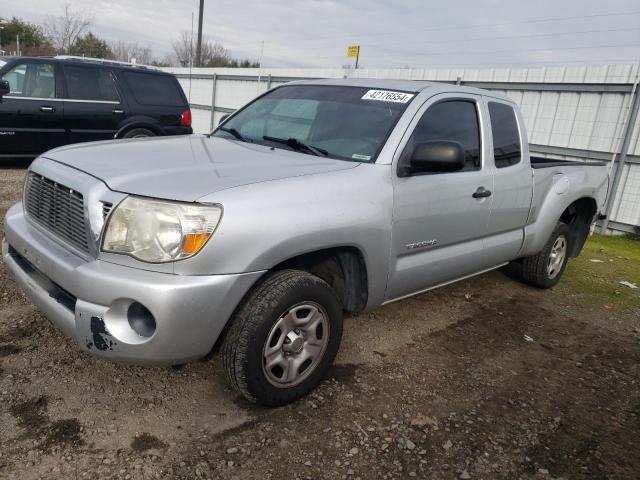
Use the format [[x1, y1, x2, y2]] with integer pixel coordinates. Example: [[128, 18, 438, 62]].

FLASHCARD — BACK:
[[547, 235, 567, 279], [262, 302, 330, 388]]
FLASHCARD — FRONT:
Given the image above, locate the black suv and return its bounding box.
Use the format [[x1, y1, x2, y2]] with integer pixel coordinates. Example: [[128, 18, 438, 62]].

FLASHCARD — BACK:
[[0, 56, 192, 158]]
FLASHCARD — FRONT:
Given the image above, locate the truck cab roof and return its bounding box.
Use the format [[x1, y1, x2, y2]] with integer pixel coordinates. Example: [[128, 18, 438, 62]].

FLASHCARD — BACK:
[[287, 77, 513, 102]]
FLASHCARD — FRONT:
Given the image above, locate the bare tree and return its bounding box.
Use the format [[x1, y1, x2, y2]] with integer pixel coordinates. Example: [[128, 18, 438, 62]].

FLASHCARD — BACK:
[[45, 3, 92, 54], [109, 40, 155, 65], [172, 31, 196, 67], [152, 53, 175, 68], [172, 32, 232, 67]]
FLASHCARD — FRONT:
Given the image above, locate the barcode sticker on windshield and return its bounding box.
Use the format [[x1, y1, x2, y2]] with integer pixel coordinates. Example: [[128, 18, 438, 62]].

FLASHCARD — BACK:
[[361, 90, 414, 103]]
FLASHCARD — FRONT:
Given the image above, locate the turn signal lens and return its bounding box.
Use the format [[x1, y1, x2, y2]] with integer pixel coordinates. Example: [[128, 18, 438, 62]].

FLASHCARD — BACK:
[[182, 233, 211, 255]]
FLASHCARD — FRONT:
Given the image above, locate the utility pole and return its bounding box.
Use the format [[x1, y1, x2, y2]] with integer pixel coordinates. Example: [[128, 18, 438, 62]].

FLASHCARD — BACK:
[[196, 0, 204, 67]]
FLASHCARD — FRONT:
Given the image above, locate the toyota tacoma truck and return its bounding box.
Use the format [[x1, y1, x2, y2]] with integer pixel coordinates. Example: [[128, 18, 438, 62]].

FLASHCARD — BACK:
[[3, 79, 609, 406]]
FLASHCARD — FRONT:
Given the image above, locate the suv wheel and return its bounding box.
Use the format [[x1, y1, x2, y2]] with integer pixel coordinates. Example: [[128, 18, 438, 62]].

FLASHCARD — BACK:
[[122, 128, 156, 138], [221, 270, 343, 407], [520, 222, 571, 289]]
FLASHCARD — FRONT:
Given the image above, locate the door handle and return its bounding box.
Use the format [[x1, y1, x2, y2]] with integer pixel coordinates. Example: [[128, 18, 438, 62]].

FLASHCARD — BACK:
[[112, 109, 124, 115], [472, 187, 492, 199], [40, 106, 54, 113]]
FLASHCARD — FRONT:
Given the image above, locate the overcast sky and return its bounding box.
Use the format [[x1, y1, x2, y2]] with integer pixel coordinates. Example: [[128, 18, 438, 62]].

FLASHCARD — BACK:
[[4, 0, 640, 68]]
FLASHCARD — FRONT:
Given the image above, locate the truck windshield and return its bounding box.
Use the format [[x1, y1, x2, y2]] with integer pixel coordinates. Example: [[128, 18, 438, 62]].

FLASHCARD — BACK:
[[211, 85, 415, 162]]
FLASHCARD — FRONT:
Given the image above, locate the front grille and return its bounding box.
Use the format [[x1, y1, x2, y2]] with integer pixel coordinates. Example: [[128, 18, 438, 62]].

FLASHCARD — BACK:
[[24, 172, 90, 253]]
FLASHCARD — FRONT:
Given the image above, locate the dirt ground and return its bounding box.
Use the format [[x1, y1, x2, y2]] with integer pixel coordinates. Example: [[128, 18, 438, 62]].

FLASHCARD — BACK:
[[0, 161, 639, 480]]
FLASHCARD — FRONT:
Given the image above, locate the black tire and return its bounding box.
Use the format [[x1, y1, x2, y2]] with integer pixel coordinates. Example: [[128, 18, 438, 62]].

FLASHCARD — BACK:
[[520, 222, 571, 289], [122, 128, 156, 138], [221, 270, 343, 407]]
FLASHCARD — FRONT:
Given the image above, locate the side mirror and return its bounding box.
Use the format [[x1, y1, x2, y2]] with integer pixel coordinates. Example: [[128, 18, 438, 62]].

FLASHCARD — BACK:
[[0, 80, 9, 101], [405, 141, 465, 175], [218, 113, 230, 125]]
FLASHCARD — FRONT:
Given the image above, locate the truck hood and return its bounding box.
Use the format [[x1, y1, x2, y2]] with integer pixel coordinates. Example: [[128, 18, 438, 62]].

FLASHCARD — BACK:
[[43, 135, 359, 202]]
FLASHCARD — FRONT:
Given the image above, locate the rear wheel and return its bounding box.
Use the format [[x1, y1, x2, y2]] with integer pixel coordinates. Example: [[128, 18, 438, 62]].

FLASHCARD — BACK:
[[221, 270, 343, 407], [122, 128, 155, 138], [520, 222, 571, 289]]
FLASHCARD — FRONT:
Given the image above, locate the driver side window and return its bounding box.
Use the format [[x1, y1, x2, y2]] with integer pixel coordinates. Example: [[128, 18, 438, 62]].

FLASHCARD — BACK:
[[1, 62, 56, 99], [402, 100, 481, 172]]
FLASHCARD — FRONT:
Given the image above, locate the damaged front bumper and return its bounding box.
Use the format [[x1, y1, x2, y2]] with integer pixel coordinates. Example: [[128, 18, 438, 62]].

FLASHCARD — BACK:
[[3, 203, 264, 366]]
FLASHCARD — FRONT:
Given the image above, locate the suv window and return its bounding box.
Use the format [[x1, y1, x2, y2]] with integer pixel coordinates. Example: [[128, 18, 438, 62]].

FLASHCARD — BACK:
[[64, 65, 119, 102], [488, 102, 521, 168], [405, 100, 481, 172], [123, 71, 184, 107], [1, 62, 55, 99]]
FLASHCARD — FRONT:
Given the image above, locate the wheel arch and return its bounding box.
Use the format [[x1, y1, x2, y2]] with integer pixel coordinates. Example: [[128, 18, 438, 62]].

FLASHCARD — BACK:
[[114, 121, 165, 138], [267, 246, 369, 315], [210, 246, 368, 356], [521, 193, 600, 258]]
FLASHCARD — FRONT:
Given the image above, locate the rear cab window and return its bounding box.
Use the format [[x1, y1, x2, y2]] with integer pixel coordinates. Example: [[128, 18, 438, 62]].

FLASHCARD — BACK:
[[123, 71, 185, 107], [487, 101, 521, 168]]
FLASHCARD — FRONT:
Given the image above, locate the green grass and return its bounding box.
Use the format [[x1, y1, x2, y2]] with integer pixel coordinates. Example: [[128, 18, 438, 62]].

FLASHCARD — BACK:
[[559, 233, 640, 309], [584, 233, 640, 261]]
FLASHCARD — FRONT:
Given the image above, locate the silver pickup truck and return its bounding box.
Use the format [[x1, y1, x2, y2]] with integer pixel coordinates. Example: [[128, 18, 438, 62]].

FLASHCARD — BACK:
[[3, 79, 609, 406]]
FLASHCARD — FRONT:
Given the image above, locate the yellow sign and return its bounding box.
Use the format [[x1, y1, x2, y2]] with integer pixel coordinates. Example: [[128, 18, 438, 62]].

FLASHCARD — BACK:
[[347, 45, 360, 58]]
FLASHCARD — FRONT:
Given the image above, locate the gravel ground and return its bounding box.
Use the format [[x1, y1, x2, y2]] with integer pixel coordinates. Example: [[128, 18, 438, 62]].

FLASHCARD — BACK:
[[0, 161, 639, 480]]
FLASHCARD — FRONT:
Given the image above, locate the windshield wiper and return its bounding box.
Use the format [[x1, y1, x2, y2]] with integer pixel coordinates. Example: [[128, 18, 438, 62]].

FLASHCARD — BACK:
[[218, 127, 250, 142], [263, 136, 328, 157]]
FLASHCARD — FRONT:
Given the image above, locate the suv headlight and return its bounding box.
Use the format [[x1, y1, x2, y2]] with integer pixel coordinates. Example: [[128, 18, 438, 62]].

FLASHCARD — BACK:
[[101, 196, 222, 263]]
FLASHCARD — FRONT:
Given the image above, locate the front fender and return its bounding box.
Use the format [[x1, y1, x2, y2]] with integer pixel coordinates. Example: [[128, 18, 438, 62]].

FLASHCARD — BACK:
[[174, 164, 394, 309]]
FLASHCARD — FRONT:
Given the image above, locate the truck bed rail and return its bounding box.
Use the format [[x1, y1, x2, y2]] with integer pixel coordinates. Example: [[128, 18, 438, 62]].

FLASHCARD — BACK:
[[530, 156, 606, 169]]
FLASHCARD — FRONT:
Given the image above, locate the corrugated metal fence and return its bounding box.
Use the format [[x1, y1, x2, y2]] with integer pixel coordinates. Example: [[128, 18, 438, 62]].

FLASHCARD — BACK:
[[164, 64, 640, 234]]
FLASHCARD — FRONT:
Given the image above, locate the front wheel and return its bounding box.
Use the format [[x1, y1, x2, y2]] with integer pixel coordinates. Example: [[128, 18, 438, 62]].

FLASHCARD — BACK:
[[221, 270, 343, 407], [520, 222, 571, 288]]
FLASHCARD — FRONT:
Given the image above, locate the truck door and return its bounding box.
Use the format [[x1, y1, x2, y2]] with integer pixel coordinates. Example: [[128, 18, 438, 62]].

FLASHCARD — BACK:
[[481, 98, 532, 265], [386, 93, 494, 302], [0, 60, 64, 156]]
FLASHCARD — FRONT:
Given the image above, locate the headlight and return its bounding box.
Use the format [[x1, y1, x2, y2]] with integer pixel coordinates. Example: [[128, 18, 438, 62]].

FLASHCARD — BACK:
[[101, 196, 222, 263]]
